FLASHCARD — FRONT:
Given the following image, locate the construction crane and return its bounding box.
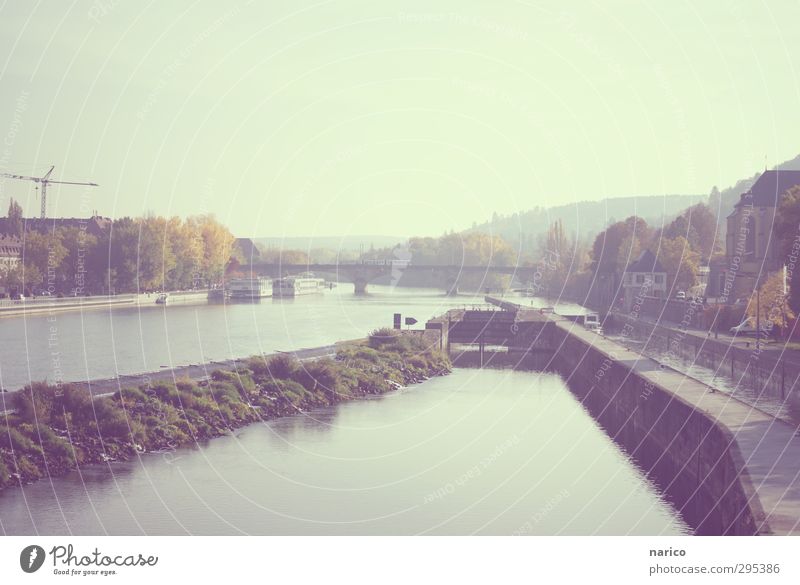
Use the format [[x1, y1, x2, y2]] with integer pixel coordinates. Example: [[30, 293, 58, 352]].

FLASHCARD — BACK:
[[0, 165, 98, 219]]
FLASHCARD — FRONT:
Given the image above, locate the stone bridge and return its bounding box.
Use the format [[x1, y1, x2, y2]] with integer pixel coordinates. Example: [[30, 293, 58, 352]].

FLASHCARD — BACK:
[[243, 262, 541, 295]]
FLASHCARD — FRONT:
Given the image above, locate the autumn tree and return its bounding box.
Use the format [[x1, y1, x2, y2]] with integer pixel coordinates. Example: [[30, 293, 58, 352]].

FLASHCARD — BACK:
[[655, 236, 700, 293], [746, 271, 791, 331], [774, 185, 800, 314], [189, 214, 235, 286], [664, 203, 719, 259], [166, 216, 203, 289], [590, 216, 650, 274]]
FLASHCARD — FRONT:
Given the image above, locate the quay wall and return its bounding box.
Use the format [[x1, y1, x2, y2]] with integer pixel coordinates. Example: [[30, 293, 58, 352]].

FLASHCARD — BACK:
[[552, 321, 765, 535]]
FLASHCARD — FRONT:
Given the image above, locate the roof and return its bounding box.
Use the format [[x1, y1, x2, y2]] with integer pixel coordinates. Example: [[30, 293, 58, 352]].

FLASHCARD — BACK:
[[734, 169, 800, 209], [0, 235, 21, 257], [0, 216, 111, 237], [624, 249, 665, 273]]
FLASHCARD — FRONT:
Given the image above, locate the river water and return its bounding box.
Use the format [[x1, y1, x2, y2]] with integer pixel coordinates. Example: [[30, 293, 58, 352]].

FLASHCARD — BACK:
[[0, 287, 689, 535]]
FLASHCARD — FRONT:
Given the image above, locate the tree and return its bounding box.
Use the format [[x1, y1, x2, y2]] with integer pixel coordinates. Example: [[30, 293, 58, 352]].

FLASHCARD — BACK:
[[56, 226, 98, 295], [106, 217, 141, 292], [775, 185, 800, 314], [20, 230, 67, 292], [136, 216, 176, 290], [590, 216, 649, 273], [189, 215, 234, 286], [665, 203, 718, 259], [655, 236, 699, 293], [746, 272, 792, 332], [6, 198, 23, 237], [166, 217, 203, 289]]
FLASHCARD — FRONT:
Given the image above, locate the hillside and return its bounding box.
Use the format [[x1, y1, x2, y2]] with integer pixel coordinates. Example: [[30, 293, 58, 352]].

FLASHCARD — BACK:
[[466, 194, 705, 253], [254, 234, 407, 252]]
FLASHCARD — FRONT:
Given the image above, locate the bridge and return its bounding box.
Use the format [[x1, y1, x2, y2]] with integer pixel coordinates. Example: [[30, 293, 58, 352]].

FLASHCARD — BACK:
[[242, 261, 540, 295]]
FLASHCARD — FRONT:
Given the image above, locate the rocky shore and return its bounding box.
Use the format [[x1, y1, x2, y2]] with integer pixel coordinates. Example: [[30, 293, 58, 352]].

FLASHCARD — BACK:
[[0, 329, 450, 491]]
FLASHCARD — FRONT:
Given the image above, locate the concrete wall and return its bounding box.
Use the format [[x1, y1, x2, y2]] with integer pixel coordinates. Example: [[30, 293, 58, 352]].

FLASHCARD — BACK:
[[553, 322, 765, 535]]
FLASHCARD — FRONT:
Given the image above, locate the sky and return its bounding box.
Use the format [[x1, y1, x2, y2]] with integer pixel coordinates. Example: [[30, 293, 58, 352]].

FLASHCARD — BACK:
[[0, 1, 798, 239]]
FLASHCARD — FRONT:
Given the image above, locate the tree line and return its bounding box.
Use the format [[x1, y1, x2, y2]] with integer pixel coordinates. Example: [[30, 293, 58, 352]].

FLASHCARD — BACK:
[[531, 203, 720, 300], [1, 200, 235, 296]]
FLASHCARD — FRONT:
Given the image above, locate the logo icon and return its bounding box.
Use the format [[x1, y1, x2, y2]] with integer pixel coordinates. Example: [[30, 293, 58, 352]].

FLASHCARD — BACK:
[[20, 545, 45, 573]]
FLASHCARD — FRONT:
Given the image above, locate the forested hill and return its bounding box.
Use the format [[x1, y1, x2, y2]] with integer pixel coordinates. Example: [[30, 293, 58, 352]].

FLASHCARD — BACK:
[[466, 194, 704, 254]]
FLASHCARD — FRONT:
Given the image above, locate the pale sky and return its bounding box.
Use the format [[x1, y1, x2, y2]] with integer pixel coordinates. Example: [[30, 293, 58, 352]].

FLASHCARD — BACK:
[[0, 1, 798, 238]]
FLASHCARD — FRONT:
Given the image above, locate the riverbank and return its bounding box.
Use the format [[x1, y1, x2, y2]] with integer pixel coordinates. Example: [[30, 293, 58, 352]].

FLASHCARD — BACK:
[[0, 329, 451, 492], [0, 290, 213, 318]]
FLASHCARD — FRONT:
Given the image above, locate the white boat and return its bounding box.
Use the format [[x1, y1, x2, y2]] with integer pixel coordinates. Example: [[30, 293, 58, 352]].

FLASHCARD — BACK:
[[583, 312, 602, 334], [272, 274, 325, 297], [228, 277, 272, 299]]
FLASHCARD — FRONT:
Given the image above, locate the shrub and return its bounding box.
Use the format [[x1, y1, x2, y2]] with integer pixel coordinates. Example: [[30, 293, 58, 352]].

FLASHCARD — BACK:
[[0, 459, 9, 483], [116, 386, 148, 406], [0, 425, 41, 455], [35, 424, 75, 466], [368, 327, 400, 348], [13, 382, 57, 424], [91, 398, 131, 439], [264, 354, 298, 380], [291, 359, 342, 394], [152, 383, 180, 406], [58, 386, 94, 425], [16, 456, 41, 479]]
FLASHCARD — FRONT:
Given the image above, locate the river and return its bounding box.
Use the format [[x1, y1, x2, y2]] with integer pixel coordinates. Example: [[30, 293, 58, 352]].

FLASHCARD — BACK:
[[0, 287, 689, 535]]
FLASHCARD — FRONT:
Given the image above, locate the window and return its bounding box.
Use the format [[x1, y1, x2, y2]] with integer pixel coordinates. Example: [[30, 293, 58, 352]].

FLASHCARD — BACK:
[[636, 274, 645, 284], [655, 274, 664, 284]]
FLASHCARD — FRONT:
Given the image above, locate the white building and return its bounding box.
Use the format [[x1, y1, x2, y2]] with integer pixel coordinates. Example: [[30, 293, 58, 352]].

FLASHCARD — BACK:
[[622, 249, 667, 310], [0, 235, 21, 273]]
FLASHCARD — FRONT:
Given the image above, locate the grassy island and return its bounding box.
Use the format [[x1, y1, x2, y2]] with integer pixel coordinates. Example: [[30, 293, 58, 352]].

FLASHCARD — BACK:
[[0, 329, 450, 491]]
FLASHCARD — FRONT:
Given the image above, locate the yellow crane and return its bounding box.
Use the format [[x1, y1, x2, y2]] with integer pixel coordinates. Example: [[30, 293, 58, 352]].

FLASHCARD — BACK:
[[0, 165, 98, 219]]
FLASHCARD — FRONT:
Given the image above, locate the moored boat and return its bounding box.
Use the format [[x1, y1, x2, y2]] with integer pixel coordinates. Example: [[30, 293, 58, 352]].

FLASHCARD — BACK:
[[272, 274, 326, 297], [228, 277, 272, 299]]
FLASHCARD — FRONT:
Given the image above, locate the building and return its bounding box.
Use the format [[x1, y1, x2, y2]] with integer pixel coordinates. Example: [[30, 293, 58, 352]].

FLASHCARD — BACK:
[[0, 215, 111, 238], [0, 235, 21, 272], [621, 249, 666, 311], [708, 170, 800, 302], [232, 237, 261, 263]]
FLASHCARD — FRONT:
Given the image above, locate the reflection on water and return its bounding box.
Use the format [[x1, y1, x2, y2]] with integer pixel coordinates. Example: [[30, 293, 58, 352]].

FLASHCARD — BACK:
[[0, 368, 689, 535]]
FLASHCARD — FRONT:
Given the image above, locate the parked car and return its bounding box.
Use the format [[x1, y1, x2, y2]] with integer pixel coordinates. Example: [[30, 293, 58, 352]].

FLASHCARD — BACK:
[[675, 291, 686, 300], [730, 319, 770, 338]]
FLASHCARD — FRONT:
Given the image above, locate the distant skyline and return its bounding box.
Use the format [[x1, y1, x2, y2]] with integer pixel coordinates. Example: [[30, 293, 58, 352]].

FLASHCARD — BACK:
[[0, 1, 799, 237]]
